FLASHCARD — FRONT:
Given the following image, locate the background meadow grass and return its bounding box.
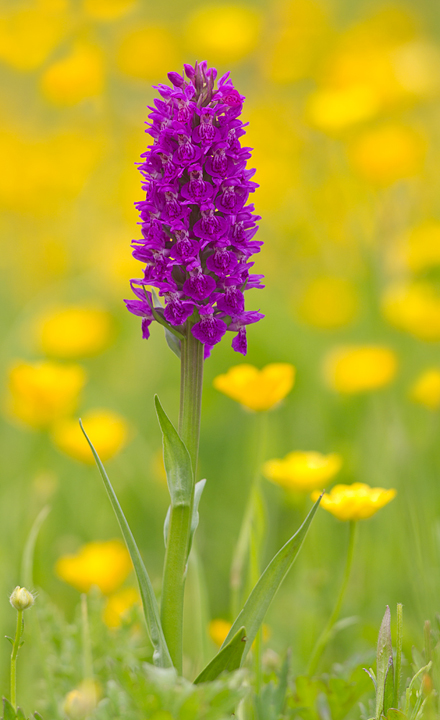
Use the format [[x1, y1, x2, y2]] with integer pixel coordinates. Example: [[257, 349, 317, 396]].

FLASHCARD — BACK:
[[1, 0, 440, 708]]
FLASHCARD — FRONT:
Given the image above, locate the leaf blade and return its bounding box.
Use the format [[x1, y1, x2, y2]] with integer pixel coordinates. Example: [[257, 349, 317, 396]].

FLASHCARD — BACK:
[[79, 420, 173, 669], [194, 626, 247, 684], [154, 396, 193, 507]]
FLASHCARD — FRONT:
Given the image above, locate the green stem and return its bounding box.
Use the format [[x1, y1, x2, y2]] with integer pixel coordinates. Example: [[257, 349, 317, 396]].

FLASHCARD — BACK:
[[161, 327, 204, 674], [10, 609, 23, 710], [394, 603, 403, 709], [307, 521, 357, 676], [81, 594, 94, 680]]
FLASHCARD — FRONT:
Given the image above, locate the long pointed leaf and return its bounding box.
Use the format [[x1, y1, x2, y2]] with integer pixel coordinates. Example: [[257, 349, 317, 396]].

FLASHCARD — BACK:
[[155, 396, 193, 507], [194, 626, 247, 684], [21, 505, 51, 589], [221, 495, 322, 662], [79, 420, 173, 669]]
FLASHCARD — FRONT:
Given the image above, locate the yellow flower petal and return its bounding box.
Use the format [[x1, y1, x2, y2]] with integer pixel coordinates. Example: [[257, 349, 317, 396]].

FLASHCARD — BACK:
[[209, 618, 232, 647], [7, 360, 86, 429], [410, 369, 440, 410], [40, 44, 104, 106], [184, 5, 261, 64], [323, 345, 397, 394], [213, 363, 295, 411], [103, 587, 141, 628], [38, 306, 113, 359], [52, 409, 130, 464], [312, 483, 396, 521], [349, 124, 426, 185], [56, 539, 132, 594], [263, 451, 342, 492], [382, 282, 440, 342]]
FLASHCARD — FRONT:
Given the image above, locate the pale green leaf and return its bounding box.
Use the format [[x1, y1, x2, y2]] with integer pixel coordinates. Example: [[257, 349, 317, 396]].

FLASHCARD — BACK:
[[376, 606, 393, 720], [79, 420, 173, 669], [194, 626, 247, 684], [155, 395, 193, 507], [2, 697, 16, 720], [221, 495, 322, 662], [21, 505, 51, 592]]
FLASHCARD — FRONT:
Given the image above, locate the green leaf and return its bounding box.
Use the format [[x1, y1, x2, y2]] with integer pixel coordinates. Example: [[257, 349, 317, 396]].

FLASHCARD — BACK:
[[194, 626, 247, 684], [383, 656, 395, 715], [34, 714, 44, 720], [154, 395, 193, 508], [386, 710, 407, 719], [79, 420, 173, 669], [21, 505, 51, 591], [164, 328, 181, 358], [16, 708, 26, 720], [4, 636, 13, 646], [187, 479, 206, 560], [376, 606, 393, 720], [2, 697, 16, 720], [221, 494, 322, 662]]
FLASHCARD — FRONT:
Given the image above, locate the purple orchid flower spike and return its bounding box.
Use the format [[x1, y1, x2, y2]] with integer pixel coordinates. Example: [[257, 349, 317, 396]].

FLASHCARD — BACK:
[[125, 61, 264, 356]]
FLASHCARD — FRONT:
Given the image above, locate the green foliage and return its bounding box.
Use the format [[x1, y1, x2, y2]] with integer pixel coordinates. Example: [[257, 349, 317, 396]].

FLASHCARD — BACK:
[[194, 626, 247, 684], [285, 666, 371, 720], [1, 698, 43, 720]]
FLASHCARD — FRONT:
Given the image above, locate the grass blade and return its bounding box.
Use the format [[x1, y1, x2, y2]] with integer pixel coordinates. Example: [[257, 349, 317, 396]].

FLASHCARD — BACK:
[[194, 626, 247, 684], [21, 505, 51, 590], [221, 495, 322, 662], [79, 419, 173, 669]]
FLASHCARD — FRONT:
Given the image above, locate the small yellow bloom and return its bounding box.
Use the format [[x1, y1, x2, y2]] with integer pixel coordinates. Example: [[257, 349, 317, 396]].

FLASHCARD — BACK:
[[103, 587, 141, 628], [52, 409, 130, 464], [39, 306, 113, 359], [410, 369, 440, 410], [213, 363, 295, 412], [349, 124, 425, 185], [56, 539, 132, 594], [63, 679, 100, 720], [185, 5, 261, 64], [297, 276, 358, 329], [117, 26, 180, 80], [263, 451, 342, 492], [7, 360, 86, 429], [209, 618, 270, 646], [312, 483, 396, 521], [306, 85, 380, 133], [382, 282, 440, 342], [324, 345, 397, 394], [83, 0, 135, 20], [40, 44, 104, 106]]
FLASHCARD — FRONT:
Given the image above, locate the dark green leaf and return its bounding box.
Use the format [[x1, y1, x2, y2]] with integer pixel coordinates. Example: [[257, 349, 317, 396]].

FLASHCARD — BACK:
[[2, 697, 16, 720], [383, 656, 395, 715], [79, 420, 173, 669], [221, 495, 322, 662], [16, 707, 26, 720], [155, 396, 193, 508], [194, 626, 247, 684]]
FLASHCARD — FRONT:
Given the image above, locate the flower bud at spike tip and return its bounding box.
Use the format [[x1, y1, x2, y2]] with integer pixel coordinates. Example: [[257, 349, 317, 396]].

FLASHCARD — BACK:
[[10, 586, 35, 611], [124, 61, 264, 356]]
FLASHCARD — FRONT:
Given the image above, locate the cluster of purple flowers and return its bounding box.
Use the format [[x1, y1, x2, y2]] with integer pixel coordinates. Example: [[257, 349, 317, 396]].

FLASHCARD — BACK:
[[125, 61, 264, 357]]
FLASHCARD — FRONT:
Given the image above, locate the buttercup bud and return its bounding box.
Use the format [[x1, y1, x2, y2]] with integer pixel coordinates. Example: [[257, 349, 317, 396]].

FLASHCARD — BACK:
[[9, 586, 35, 611]]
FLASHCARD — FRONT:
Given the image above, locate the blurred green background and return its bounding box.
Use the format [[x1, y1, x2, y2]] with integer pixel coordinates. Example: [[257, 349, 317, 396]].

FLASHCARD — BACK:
[[1, 0, 440, 699]]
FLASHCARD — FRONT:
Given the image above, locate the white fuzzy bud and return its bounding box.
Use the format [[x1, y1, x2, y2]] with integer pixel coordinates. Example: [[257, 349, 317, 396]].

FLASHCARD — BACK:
[[9, 586, 35, 611]]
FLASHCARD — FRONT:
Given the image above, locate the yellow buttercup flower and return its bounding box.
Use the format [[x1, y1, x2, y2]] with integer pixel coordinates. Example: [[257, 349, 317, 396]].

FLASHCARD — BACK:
[[312, 483, 396, 521], [306, 85, 379, 133], [117, 26, 180, 80], [297, 276, 358, 329], [56, 540, 132, 594], [39, 306, 113, 359], [184, 5, 261, 64], [103, 587, 141, 628], [7, 360, 86, 429], [410, 369, 440, 410], [382, 282, 440, 342], [349, 124, 426, 185], [213, 363, 295, 411], [324, 345, 397, 394], [40, 44, 104, 106], [83, 0, 136, 20], [52, 409, 130, 464], [263, 451, 342, 492]]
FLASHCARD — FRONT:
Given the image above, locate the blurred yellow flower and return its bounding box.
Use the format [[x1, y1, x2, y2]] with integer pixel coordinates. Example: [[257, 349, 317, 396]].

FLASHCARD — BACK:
[[349, 124, 426, 185], [117, 26, 180, 80], [83, 0, 136, 20], [404, 222, 440, 272], [39, 306, 113, 359], [0, 0, 70, 71], [213, 363, 295, 412], [7, 360, 86, 429], [312, 483, 396, 521], [103, 587, 141, 628], [306, 85, 379, 133], [185, 5, 261, 64], [209, 618, 270, 646], [410, 369, 440, 410], [56, 539, 132, 594], [263, 451, 342, 492], [298, 276, 358, 329], [382, 282, 440, 342], [52, 409, 130, 464], [324, 345, 397, 394], [265, 0, 332, 84], [40, 44, 104, 106], [63, 679, 100, 720]]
